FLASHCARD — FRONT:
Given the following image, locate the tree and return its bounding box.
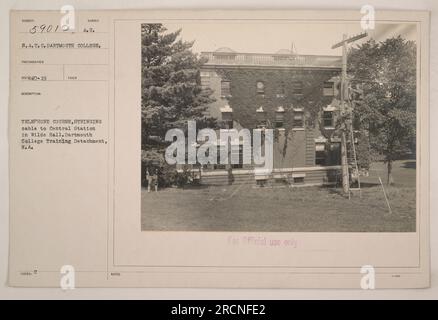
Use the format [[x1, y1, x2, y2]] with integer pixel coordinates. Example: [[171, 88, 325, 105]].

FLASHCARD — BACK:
[[141, 24, 216, 147], [141, 24, 216, 186], [348, 36, 416, 185]]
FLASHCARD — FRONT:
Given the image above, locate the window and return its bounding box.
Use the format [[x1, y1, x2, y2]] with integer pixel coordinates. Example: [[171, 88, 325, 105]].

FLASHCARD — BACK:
[[214, 146, 226, 170], [322, 111, 334, 128], [323, 82, 334, 96], [221, 105, 233, 129], [220, 117, 233, 129], [221, 80, 231, 97], [257, 120, 267, 129], [275, 107, 285, 128], [200, 71, 210, 88], [256, 81, 265, 94], [276, 83, 286, 98], [329, 142, 341, 165], [315, 143, 326, 166], [232, 145, 244, 169], [293, 177, 305, 184], [256, 106, 267, 128], [275, 117, 284, 128], [256, 179, 267, 186], [293, 109, 304, 129], [291, 81, 303, 95]]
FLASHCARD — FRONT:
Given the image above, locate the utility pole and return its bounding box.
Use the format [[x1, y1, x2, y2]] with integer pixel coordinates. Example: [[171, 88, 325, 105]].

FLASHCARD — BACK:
[[331, 32, 367, 195]]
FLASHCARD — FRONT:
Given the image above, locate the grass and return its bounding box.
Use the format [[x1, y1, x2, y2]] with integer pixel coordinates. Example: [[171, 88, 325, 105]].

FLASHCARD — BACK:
[[141, 160, 416, 232]]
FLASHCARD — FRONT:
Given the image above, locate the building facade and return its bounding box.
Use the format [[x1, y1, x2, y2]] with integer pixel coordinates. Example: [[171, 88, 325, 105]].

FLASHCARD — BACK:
[[197, 47, 345, 186]]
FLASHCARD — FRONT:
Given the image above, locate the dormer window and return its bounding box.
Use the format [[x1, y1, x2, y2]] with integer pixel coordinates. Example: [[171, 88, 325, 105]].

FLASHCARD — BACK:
[[273, 48, 297, 61], [213, 47, 237, 61]]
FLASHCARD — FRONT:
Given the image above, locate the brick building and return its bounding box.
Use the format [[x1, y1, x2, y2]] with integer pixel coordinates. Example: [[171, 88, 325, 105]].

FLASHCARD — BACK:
[[197, 47, 345, 186]]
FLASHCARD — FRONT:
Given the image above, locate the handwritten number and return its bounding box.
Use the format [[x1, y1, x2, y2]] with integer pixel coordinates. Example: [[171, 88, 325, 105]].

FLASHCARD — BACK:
[[29, 24, 65, 34]]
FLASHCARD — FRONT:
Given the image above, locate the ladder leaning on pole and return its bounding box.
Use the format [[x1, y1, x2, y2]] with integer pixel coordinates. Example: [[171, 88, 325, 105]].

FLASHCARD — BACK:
[[331, 32, 368, 199], [348, 126, 362, 198]]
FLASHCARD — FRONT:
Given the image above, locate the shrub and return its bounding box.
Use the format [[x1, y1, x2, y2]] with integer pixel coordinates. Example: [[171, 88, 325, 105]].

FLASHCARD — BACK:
[[141, 149, 194, 188]]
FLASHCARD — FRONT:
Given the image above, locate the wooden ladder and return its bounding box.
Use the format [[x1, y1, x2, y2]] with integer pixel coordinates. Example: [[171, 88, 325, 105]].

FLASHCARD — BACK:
[[348, 126, 362, 198]]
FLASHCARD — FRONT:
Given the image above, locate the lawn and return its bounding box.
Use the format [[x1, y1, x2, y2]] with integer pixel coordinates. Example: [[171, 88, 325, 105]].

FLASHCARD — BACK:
[[141, 160, 416, 232]]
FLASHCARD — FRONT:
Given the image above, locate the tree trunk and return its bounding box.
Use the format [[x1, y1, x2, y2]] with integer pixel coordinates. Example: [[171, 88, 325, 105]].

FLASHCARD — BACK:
[[387, 160, 394, 185]]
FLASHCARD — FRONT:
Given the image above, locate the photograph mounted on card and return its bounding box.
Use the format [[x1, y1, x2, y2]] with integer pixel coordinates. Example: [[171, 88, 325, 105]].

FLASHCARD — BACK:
[[8, 9, 430, 288]]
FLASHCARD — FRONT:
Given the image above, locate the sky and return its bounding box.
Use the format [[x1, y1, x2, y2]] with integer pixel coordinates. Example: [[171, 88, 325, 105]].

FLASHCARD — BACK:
[[163, 21, 417, 56]]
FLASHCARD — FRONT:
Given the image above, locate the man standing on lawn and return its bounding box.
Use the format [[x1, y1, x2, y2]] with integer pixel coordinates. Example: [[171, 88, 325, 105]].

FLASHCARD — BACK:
[[146, 168, 159, 193]]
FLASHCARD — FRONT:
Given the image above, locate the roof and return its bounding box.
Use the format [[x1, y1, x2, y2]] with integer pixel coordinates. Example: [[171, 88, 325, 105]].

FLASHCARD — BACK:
[[201, 50, 342, 69], [213, 47, 237, 54], [276, 48, 293, 55], [275, 48, 298, 55]]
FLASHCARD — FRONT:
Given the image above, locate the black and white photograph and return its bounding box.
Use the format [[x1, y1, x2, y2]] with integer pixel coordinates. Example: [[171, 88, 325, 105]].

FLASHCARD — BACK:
[[140, 21, 417, 232], [4, 5, 433, 293]]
